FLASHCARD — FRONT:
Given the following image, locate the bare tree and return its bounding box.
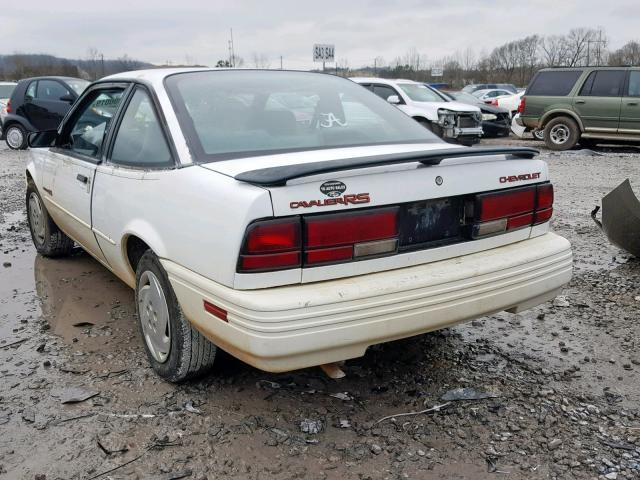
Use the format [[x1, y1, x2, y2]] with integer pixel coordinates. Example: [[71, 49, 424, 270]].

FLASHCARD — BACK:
[[609, 40, 640, 66], [251, 52, 271, 69]]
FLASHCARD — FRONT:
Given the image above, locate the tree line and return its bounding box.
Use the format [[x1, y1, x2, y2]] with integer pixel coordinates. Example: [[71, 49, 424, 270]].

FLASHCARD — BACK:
[[358, 28, 640, 88]]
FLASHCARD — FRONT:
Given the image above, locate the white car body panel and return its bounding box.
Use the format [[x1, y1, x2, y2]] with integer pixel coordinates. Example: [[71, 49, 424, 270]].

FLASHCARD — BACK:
[[497, 92, 525, 113], [25, 68, 572, 373]]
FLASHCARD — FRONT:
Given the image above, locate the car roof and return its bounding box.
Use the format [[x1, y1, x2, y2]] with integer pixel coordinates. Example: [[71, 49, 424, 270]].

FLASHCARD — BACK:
[[349, 77, 419, 85], [18, 76, 86, 83]]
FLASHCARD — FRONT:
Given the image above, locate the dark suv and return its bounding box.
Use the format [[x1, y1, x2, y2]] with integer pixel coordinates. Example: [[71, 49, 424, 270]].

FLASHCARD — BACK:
[[519, 67, 640, 150], [2, 76, 89, 149]]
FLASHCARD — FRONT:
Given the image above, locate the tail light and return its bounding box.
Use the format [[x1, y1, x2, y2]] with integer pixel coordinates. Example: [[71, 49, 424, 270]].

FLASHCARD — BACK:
[[238, 208, 399, 272], [6, 99, 11, 114], [238, 218, 301, 272], [305, 208, 398, 266], [472, 183, 553, 238], [517, 96, 526, 114]]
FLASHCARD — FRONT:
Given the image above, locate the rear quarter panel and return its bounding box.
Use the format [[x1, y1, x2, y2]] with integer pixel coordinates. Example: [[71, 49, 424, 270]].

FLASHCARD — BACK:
[[90, 165, 273, 289]]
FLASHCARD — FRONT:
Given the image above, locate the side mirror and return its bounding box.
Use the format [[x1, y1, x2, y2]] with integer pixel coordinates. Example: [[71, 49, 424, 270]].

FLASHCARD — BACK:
[[386, 95, 401, 105], [28, 130, 58, 148], [59, 94, 75, 103]]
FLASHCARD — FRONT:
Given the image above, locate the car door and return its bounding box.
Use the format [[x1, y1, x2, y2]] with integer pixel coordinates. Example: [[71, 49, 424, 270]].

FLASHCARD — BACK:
[[572, 70, 625, 132], [42, 84, 127, 265], [619, 70, 640, 135], [30, 80, 75, 131], [92, 86, 176, 283]]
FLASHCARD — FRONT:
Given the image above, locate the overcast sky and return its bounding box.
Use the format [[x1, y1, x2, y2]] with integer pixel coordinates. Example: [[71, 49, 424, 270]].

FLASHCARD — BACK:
[[2, 0, 638, 69]]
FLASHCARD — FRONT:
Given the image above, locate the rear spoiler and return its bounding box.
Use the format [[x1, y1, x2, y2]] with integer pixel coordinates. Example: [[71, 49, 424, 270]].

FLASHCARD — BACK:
[[234, 146, 539, 187]]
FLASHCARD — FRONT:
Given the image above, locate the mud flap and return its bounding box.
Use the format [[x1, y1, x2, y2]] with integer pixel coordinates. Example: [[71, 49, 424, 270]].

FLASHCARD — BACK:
[[591, 179, 640, 256]]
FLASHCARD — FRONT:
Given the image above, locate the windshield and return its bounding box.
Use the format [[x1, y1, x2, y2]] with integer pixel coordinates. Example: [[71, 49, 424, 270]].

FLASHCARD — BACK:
[[450, 92, 481, 104], [66, 79, 90, 95], [0, 84, 16, 99], [165, 71, 439, 161], [397, 84, 444, 102]]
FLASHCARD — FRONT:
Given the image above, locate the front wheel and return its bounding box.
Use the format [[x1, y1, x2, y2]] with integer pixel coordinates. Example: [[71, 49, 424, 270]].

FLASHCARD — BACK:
[[544, 117, 579, 151], [26, 183, 75, 257], [135, 250, 217, 382], [5, 124, 27, 150]]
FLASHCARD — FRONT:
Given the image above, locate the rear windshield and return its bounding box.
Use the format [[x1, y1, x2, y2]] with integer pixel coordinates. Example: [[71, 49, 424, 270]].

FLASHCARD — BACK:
[[164, 70, 438, 162], [526, 71, 583, 96]]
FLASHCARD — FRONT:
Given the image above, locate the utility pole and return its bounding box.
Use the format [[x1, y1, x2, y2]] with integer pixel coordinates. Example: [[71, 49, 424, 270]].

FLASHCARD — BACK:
[[230, 28, 236, 67], [587, 30, 606, 66], [280, 56, 283, 70], [100, 53, 104, 78], [374, 58, 377, 76]]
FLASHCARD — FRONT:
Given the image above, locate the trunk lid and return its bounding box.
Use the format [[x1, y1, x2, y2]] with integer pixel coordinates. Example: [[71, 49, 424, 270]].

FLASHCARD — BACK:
[[201, 143, 550, 287]]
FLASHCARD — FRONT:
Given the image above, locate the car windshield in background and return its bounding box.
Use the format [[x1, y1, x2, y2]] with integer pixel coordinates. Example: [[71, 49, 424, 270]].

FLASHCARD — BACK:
[[0, 84, 16, 98], [449, 92, 481, 104], [398, 84, 444, 102], [66, 79, 90, 95], [164, 71, 438, 161]]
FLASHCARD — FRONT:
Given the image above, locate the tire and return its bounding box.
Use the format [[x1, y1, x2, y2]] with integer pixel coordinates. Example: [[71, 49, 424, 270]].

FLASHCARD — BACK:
[[26, 183, 75, 257], [5, 124, 28, 150], [532, 129, 545, 141], [135, 250, 217, 382], [415, 118, 443, 138], [544, 117, 579, 151]]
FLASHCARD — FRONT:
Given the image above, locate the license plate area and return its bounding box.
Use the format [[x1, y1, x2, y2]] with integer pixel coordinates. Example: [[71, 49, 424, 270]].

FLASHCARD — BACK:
[[398, 197, 465, 251]]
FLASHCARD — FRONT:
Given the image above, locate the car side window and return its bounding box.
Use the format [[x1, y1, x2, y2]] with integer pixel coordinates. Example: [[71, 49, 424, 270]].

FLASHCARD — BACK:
[[628, 72, 640, 97], [37, 80, 70, 101], [372, 85, 402, 103], [579, 72, 596, 96], [110, 88, 173, 168], [585, 70, 625, 97], [61, 88, 125, 160], [25, 81, 37, 100]]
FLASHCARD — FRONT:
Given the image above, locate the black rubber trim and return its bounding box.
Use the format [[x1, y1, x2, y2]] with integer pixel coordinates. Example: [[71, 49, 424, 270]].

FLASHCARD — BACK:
[[234, 146, 540, 187]]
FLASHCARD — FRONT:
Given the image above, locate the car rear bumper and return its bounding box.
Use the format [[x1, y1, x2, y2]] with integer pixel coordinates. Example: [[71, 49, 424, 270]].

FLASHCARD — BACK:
[[163, 232, 572, 372]]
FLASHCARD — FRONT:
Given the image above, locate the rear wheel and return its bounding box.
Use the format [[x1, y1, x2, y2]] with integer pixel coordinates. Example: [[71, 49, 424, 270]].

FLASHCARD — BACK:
[[135, 250, 217, 382], [544, 117, 579, 151], [26, 183, 75, 257], [5, 124, 27, 150], [532, 129, 545, 141]]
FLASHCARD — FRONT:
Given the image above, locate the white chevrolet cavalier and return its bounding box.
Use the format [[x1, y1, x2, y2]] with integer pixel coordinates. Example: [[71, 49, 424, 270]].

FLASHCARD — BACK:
[[25, 69, 573, 382]]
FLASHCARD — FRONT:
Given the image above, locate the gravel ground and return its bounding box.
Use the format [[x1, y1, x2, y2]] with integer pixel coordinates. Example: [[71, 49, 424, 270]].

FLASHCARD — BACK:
[[1, 137, 639, 480]]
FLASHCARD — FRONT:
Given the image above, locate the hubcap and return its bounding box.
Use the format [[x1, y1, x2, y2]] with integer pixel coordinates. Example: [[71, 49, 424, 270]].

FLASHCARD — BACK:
[[549, 124, 570, 145], [28, 193, 46, 246], [7, 127, 23, 149], [138, 271, 171, 363], [533, 129, 545, 140]]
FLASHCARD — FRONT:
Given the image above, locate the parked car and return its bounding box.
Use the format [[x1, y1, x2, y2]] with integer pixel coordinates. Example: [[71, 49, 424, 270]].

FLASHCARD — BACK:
[[491, 91, 524, 115], [0, 81, 17, 136], [518, 66, 640, 150], [25, 68, 572, 382], [441, 90, 511, 137], [472, 88, 515, 103], [2, 76, 89, 149], [462, 83, 518, 94], [351, 77, 483, 145]]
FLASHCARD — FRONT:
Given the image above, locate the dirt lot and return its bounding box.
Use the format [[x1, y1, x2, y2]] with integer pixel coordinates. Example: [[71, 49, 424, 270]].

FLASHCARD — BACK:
[[1, 137, 640, 480]]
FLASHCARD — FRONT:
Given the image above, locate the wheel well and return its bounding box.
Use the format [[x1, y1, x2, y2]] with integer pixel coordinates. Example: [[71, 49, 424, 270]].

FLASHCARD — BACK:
[[125, 236, 151, 275], [540, 112, 582, 132], [26, 170, 34, 185]]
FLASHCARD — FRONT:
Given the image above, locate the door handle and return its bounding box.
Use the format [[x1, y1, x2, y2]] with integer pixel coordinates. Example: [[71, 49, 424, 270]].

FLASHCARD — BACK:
[[575, 100, 586, 104], [628, 102, 639, 106], [76, 174, 89, 184]]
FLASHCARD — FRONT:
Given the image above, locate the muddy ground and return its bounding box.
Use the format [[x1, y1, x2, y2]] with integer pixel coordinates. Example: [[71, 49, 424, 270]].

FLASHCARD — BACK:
[[1, 137, 640, 480]]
